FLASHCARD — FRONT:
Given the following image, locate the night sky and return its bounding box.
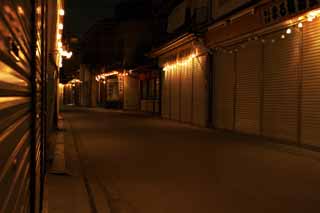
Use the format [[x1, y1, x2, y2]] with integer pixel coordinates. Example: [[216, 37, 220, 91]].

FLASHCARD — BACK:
[[64, 0, 129, 37]]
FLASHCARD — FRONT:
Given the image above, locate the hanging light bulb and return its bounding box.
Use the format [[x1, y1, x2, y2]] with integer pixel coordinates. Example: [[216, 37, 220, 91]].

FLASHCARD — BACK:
[[298, 22, 303, 28], [308, 16, 314, 22], [281, 34, 286, 39], [286, 28, 292, 34], [59, 9, 65, 16]]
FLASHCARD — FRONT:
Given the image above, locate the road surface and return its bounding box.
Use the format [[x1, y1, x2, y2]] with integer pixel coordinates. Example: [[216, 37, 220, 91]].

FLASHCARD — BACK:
[[63, 107, 320, 213]]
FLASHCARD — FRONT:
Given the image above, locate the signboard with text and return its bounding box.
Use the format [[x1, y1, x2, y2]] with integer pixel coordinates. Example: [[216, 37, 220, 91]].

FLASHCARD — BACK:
[[262, 0, 320, 25]]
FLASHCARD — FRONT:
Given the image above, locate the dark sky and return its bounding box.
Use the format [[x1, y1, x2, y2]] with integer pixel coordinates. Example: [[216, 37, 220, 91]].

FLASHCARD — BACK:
[[64, 0, 129, 37]]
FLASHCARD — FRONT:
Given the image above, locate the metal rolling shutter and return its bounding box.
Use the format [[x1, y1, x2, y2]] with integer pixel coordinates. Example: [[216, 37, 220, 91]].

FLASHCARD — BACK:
[[162, 67, 170, 118], [35, 1, 45, 212], [171, 64, 180, 121], [235, 41, 261, 134], [0, 1, 44, 212], [263, 31, 299, 142], [213, 51, 235, 130], [301, 19, 320, 147], [124, 76, 139, 110], [192, 55, 207, 127], [180, 58, 192, 123]]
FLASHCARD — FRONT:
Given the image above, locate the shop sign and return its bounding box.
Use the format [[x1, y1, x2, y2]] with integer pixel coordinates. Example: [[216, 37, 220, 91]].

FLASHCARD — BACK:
[[262, 0, 320, 25]]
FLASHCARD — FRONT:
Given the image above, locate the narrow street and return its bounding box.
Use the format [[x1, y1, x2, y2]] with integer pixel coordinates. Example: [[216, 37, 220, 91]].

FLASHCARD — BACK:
[[63, 107, 320, 213]]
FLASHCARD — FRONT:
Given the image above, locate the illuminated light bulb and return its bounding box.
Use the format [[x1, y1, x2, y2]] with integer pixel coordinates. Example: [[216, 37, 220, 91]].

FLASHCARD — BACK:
[[58, 23, 64, 30], [286, 28, 292, 34], [57, 41, 62, 48], [308, 16, 314, 22], [66, 52, 73, 59], [298, 22, 303, 28], [57, 34, 62, 39], [17, 6, 24, 15], [59, 9, 65, 16], [281, 34, 286, 39], [103, 81, 106, 84], [36, 6, 41, 14]]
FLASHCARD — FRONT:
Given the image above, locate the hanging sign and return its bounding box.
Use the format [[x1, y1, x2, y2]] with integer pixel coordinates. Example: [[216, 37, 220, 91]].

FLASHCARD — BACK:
[[262, 0, 320, 25]]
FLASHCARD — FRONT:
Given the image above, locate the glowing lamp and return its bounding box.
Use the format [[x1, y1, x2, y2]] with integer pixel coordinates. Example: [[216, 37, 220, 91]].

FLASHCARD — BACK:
[[286, 28, 292, 34], [59, 9, 65, 16]]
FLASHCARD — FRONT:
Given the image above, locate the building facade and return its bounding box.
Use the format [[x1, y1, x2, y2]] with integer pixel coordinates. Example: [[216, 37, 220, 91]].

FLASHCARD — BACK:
[[0, 0, 65, 212], [206, 0, 320, 148]]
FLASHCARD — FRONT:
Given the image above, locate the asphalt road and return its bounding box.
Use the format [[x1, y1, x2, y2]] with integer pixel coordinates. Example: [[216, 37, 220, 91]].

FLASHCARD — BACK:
[[63, 107, 320, 213]]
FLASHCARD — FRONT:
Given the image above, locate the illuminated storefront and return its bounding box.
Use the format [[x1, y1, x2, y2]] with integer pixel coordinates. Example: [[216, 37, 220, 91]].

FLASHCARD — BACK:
[[149, 33, 208, 127]]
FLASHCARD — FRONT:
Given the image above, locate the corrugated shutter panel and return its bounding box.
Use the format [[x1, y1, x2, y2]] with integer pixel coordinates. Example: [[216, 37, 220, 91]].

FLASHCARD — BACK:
[[263, 31, 299, 141], [0, 1, 34, 213], [35, 1, 44, 211], [162, 67, 170, 119], [235, 41, 261, 134], [301, 19, 320, 146], [214, 51, 235, 130], [171, 64, 180, 121], [124, 76, 139, 110], [180, 58, 192, 123], [193, 55, 207, 127]]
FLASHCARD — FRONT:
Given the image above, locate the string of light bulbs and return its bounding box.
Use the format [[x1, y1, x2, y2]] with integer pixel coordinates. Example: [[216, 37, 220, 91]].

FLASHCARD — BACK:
[[214, 8, 320, 54]]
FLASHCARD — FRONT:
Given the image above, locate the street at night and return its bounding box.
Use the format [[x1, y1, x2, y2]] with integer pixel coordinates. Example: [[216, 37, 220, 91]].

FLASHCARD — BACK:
[[47, 107, 320, 213], [2, 0, 320, 212]]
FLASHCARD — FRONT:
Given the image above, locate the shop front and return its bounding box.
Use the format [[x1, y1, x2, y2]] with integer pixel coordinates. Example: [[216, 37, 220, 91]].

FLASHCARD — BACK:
[[96, 71, 124, 109], [206, 1, 320, 147], [138, 69, 160, 114], [150, 34, 208, 127]]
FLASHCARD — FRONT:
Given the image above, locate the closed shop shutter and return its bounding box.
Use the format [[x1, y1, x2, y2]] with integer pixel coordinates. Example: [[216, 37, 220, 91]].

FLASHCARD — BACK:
[[235, 41, 261, 134], [214, 51, 235, 130], [301, 19, 320, 146], [162, 67, 170, 118], [193, 55, 207, 127], [180, 58, 192, 123], [124, 76, 139, 110], [0, 1, 44, 213], [171, 64, 180, 121], [263, 31, 299, 141]]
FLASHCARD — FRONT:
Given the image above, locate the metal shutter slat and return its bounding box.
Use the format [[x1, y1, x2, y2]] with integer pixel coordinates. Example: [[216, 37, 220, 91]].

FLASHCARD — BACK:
[[235, 40, 261, 134], [301, 19, 320, 146], [214, 51, 235, 130], [262, 31, 299, 142]]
